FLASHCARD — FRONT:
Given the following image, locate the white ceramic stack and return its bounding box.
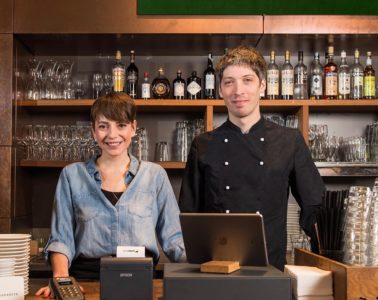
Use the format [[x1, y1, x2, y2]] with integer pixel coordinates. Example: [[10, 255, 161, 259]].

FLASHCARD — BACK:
[[287, 201, 301, 252], [0, 234, 31, 295], [0, 258, 16, 276]]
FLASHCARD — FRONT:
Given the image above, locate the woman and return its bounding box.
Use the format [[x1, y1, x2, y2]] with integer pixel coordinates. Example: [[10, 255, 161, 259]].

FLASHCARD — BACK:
[[36, 92, 185, 297]]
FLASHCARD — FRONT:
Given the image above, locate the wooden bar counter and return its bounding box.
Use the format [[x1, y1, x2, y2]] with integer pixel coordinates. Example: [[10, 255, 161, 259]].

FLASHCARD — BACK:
[[27, 279, 163, 300]]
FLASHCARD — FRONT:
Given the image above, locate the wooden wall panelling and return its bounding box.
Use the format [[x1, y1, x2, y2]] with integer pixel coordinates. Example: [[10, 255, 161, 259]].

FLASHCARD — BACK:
[[0, 34, 13, 146], [0, 0, 13, 33], [14, 0, 262, 34]]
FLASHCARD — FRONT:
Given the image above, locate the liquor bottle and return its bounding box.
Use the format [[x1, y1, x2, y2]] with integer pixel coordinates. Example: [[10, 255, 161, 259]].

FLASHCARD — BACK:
[[112, 50, 125, 93], [187, 71, 201, 99], [324, 46, 338, 99], [309, 52, 323, 99], [266, 50, 279, 99], [293, 51, 308, 99], [350, 49, 364, 99], [173, 70, 185, 100], [151, 67, 170, 99], [281, 50, 294, 100], [204, 53, 216, 99], [338, 50, 350, 99], [141, 71, 151, 100], [126, 50, 138, 98], [364, 51, 376, 99]]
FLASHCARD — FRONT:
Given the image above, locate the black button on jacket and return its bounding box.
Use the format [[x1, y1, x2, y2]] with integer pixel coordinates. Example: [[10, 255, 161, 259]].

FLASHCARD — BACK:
[[179, 118, 325, 270]]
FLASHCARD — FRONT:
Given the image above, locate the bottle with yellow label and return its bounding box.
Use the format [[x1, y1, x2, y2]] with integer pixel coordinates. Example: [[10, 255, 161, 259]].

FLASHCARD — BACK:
[[364, 51, 376, 99], [112, 50, 125, 93]]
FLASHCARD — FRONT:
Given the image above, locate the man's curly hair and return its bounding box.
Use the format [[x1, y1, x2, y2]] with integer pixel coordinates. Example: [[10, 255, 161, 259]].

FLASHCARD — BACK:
[[216, 45, 266, 83]]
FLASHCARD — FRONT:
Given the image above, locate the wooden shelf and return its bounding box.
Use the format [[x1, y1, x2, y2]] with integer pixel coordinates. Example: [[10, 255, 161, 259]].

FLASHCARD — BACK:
[[19, 159, 186, 169], [20, 159, 378, 177], [315, 162, 378, 177], [17, 99, 378, 107]]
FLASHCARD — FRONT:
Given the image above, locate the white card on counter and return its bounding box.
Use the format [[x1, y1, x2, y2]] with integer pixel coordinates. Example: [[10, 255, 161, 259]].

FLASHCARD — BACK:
[[116, 246, 145, 258], [0, 276, 24, 300]]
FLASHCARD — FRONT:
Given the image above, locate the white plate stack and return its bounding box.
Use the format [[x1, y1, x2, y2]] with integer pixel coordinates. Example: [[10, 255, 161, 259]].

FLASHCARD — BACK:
[[0, 234, 31, 295], [0, 258, 16, 276], [287, 202, 301, 251]]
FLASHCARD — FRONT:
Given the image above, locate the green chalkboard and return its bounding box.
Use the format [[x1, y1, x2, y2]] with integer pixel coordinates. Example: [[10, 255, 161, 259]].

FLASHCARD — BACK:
[[137, 0, 378, 15]]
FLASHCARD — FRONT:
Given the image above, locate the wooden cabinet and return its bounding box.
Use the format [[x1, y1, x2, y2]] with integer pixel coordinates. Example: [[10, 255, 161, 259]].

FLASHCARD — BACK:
[[6, 0, 378, 232]]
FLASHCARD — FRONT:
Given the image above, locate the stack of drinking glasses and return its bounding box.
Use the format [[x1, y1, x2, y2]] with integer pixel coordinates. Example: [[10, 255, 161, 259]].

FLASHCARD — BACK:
[[175, 119, 204, 162], [264, 114, 298, 128], [366, 184, 378, 266], [343, 186, 372, 266], [17, 124, 97, 161], [131, 128, 149, 161], [309, 124, 368, 163], [366, 122, 378, 162]]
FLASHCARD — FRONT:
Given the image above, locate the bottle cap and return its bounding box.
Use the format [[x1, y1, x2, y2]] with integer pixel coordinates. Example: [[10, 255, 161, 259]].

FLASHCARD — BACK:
[[341, 50, 346, 58], [116, 50, 122, 60], [144, 71, 149, 77]]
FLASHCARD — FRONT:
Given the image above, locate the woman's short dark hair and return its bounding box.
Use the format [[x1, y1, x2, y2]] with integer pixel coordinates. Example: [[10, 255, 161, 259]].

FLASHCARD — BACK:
[[90, 92, 136, 128]]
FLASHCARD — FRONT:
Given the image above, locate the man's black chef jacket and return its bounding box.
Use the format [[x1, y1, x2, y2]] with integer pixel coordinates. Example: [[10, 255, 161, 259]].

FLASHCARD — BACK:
[[179, 117, 325, 270]]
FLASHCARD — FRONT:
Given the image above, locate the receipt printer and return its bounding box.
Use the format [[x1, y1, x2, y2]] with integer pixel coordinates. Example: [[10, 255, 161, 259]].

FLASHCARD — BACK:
[[100, 257, 153, 300]]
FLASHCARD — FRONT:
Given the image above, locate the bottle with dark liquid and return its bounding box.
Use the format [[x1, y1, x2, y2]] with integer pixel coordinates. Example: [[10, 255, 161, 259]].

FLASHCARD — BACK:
[[187, 71, 201, 100], [173, 70, 185, 100], [126, 50, 138, 98], [324, 46, 338, 99], [364, 51, 376, 99], [151, 67, 170, 99], [204, 53, 216, 99]]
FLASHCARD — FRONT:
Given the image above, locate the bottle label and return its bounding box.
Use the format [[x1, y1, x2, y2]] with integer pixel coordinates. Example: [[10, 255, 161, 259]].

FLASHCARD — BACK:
[[281, 70, 294, 96], [154, 82, 168, 96], [112, 66, 125, 92], [267, 70, 279, 96], [311, 74, 323, 96], [338, 73, 350, 95], [187, 81, 201, 95], [351, 73, 363, 98], [205, 74, 215, 89], [174, 82, 185, 97], [141, 83, 150, 99], [127, 72, 137, 83], [325, 73, 338, 96], [295, 71, 307, 85], [364, 75, 376, 97]]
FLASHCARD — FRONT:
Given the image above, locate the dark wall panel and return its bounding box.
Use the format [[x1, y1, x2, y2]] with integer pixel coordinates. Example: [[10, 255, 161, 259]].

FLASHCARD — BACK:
[[0, 34, 13, 146], [0, 0, 13, 33]]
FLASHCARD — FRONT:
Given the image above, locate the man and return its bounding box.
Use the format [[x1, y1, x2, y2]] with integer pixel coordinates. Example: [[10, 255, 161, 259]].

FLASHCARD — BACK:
[[179, 46, 324, 270]]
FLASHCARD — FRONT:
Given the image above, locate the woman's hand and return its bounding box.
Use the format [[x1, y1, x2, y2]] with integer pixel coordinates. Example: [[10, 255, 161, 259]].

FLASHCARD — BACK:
[[35, 283, 85, 298], [35, 285, 54, 298]]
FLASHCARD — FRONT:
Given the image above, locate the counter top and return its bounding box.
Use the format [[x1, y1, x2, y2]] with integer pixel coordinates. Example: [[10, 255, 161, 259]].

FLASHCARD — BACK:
[[27, 278, 163, 300]]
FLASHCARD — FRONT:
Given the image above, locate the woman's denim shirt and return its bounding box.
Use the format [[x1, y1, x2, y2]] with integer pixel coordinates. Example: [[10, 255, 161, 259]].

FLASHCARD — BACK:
[[45, 154, 186, 266]]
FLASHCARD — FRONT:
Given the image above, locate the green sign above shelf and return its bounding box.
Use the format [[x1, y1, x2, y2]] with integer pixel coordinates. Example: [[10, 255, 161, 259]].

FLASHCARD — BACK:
[[137, 0, 378, 15]]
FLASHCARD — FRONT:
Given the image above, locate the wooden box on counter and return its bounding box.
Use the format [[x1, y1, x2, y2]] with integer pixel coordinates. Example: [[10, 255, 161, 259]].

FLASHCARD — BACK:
[[294, 248, 378, 300]]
